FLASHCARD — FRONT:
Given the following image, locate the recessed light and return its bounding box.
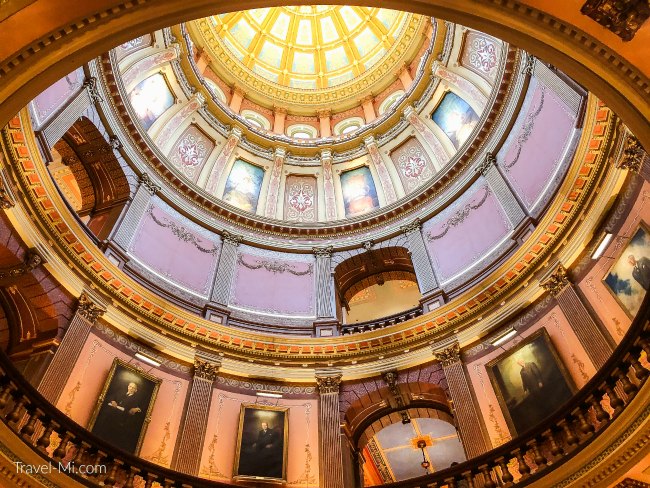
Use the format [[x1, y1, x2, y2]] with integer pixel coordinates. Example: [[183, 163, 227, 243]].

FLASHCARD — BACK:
[[135, 352, 161, 367]]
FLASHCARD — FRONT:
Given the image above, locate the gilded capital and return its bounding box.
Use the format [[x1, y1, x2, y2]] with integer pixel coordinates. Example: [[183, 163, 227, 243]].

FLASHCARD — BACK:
[[194, 358, 221, 381], [222, 231, 242, 246], [313, 246, 333, 258], [316, 373, 342, 394], [400, 218, 421, 236], [139, 172, 160, 195], [476, 152, 497, 176], [540, 263, 571, 296], [76, 292, 105, 323], [617, 134, 646, 173], [433, 342, 461, 367]]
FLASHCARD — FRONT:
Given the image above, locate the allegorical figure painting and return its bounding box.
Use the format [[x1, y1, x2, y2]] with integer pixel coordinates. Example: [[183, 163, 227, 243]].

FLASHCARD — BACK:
[[486, 329, 575, 435], [222, 159, 265, 213], [604, 224, 650, 317], [431, 91, 480, 149], [128, 73, 175, 130], [88, 359, 161, 455], [233, 404, 288, 482], [340, 166, 379, 217]]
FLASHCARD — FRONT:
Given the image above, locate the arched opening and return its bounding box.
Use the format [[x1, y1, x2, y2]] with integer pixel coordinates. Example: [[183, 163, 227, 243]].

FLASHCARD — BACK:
[[49, 117, 130, 240], [335, 246, 420, 325]]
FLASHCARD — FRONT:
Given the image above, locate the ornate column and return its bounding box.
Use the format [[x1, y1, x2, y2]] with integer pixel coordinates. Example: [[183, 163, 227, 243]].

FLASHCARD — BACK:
[[229, 86, 245, 114], [37, 292, 105, 404], [313, 246, 338, 336], [398, 65, 413, 90], [316, 371, 344, 488], [320, 150, 337, 221], [153, 92, 205, 149], [541, 264, 614, 369], [403, 105, 449, 169], [318, 109, 332, 138], [203, 127, 242, 193], [108, 172, 159, 255], [273, 106, 287, 135], [433, 343, 491, 458], [210, 231, 241, 306], [172, 351, 221, 475], [361, 96, 376, 124], [264, 147, 286, 218], [617, 133, 650, 183], [400, 219, 438, 294], [364, 135, 397, 204], [477, 153, 526, 227]]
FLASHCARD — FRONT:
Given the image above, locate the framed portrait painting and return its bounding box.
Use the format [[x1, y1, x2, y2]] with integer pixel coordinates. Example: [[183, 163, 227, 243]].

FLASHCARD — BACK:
[[604, 223, 650, 317], [88, 359, 161, 455], [486, 329, 576, 436], [222, 159, 265, 214], [340, 166, 379, 217], [233, 404, 289, 483]]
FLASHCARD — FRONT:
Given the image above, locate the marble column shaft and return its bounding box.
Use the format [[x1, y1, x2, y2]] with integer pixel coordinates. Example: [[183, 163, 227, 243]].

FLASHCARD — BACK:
[[401, 219, 438, 294], [37, 293, 105, 404], [317, 374, 344, 488], [173, 354, 220, 475], [434, 344, 491, 459], [211, 232, 241, 306]]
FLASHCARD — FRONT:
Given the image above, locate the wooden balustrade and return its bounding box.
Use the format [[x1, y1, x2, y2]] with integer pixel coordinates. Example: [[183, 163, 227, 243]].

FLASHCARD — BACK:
[[341, 306, 423, 335], [0, 297, 646, 487]]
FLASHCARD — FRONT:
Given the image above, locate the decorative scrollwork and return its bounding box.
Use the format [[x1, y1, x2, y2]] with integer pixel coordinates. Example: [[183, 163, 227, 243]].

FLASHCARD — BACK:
[[139, 172, 160, 195], [502, 88, 545, 170], [581, 0, 650, 42], [540, 263, 571, 296], [316, 373, 342, 394], [237, 254, 313, 276], [147, 207, 219, 255], [194, 358, 221, 381], [433, 342, 461, 367], [617, 134, 646, 173], [476, 152, 497, 176], [76, 292, 105, 323], [400, 218, 421, 236], [83, 76, 103, 104], [426, 186, 491, 241]]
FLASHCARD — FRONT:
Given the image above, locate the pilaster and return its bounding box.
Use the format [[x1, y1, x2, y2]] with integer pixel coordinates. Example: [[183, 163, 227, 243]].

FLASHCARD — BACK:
[[37, 292, 105, 404], [210, 231, 242, 306], [172, 351, 221, 475], [433, 342, 491, 459], [204, 127, 242, 194], [321, 150, 337, 221], [364, 135, 397, 204], [316, 371, 344, 488], [400, 219, 438, 294], [404, 105, 449, 168], [264, 147, 286, 218], [541, 264, 614, 369]]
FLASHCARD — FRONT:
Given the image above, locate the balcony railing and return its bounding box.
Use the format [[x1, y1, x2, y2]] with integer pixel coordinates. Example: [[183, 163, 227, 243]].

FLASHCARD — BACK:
[[0, 296, 647, 487], [341, 306, 423, 335]]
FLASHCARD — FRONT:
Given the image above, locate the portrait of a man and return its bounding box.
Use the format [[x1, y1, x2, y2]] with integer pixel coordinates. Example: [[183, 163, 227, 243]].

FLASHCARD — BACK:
[[604, 224, 650, 316], [88, 359, 161, 455], [233, 404, 288, 482], [486, 329, 575, 435]]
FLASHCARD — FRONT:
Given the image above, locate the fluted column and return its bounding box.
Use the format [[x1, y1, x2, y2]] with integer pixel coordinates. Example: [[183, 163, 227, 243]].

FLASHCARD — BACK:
[[541, 264, 613, 368], [264, 147, 286, 218], [477, 153, 526, 227], [37, 293, 105, 403], [364, 135, 397, 204], [109, 172, 159, 251], [172, 352, 221, 475], [321, 150, 337, 221], [313, 246, 335, 319], [433, 343, 491, 458], [204, 127, 242, 193], [403, 105, 447, 170], [316, 372, 344, 488], [400, 219, 438, 294], [210, 232, 241, 306]]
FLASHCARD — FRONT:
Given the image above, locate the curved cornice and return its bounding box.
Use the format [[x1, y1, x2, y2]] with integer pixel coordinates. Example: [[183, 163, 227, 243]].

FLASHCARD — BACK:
[[0, 95, 626, 379]]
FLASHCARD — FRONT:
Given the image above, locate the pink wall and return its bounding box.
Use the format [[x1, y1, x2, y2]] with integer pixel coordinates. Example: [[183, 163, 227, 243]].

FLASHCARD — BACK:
[[423, 183, 510, 282], [577, 180, 650, 342], [465, 305, 597, 446], [129, 202, 219, 296], [497, 78, 576, 212], [199, 389, 319, 486], [230, 247, 315, 316], [55, 330, 190, 467], [30, 67, 84, 126]]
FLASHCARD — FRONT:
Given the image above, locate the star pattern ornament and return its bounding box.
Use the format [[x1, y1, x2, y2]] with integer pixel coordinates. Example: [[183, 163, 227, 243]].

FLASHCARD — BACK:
[[285, 176, 317, 222]]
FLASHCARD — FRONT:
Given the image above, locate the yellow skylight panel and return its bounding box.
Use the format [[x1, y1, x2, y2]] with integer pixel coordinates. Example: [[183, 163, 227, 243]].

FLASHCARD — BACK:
[[296, 19, 313, 46], [270, 12, 291, 39], [320, 16, 339, 44]]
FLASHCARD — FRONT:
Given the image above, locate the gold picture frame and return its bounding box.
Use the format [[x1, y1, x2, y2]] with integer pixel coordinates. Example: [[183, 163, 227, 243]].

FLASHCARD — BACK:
[[87, 358, 161, 456], [603, 222, 650, 318], [485, 328, 576, 436], [233, 403, 289, 483]]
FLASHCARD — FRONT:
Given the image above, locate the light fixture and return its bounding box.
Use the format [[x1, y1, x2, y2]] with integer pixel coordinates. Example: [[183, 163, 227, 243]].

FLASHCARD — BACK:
[[135, 352, 161, 367], [256, 391, 283, 399], [490, 328, 517, 347], [400, 411, 411, 424], [592, 232, 614, 260], [417, 440, 430, 470]]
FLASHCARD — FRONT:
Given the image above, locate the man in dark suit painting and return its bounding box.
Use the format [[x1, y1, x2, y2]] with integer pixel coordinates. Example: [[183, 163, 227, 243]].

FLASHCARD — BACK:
[[249, 421, 282, 478], [92, 381, 144, 453], [517, 358, 544, 399], [628, 254, 650, 291]]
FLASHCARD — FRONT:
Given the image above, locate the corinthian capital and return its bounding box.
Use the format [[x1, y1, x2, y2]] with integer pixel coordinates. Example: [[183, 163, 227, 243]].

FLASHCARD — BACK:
[[540, 263, 571, 296], [316, 373, 342, 394], [194, 357, 221, 381], [400, 218, 421, 236], [76, 292, 105, 323], [313, 246, 333, 258], [433, 342, 461, 367]]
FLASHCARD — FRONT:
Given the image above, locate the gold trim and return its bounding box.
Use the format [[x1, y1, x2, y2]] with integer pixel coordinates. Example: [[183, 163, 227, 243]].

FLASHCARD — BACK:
[[232, 403, 290, 484], [86, 358, 162, 456]]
